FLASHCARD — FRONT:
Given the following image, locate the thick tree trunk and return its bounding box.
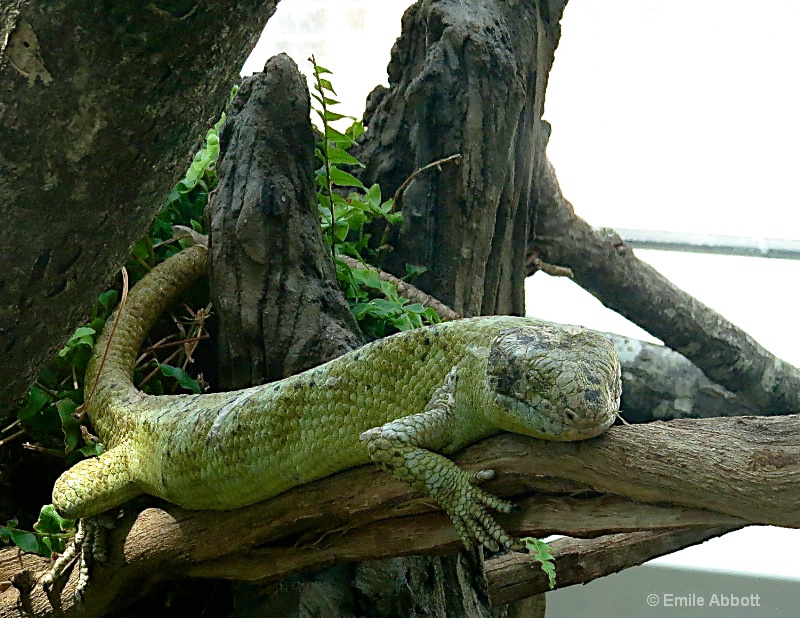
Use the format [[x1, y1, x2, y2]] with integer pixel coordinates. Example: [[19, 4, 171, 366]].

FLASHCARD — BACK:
[[208, 54, 360, 389], [0, 1, 280, 411], [357, 0, 564, 318]]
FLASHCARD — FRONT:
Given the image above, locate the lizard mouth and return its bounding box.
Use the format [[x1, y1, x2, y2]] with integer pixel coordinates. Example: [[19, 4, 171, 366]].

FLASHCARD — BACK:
[[494, 391, 618, 441]]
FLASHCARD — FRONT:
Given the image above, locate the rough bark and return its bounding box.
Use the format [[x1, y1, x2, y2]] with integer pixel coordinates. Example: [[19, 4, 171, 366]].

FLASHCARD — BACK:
[[356, 0, 565, 317], [0, 1, 280, 410], [606, 333, 759, 423], [6, 412, 796, 616], [527, 159, 800, 415], [208, 54, 360, 388]]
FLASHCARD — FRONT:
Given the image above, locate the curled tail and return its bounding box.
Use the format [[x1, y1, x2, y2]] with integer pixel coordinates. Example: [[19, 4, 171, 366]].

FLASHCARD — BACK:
[[83, 244, 207, 442]]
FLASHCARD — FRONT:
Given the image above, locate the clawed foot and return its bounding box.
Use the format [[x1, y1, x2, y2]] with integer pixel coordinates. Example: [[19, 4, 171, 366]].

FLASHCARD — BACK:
[[432, 467, 514, 553], [41, 514, 114, 603]]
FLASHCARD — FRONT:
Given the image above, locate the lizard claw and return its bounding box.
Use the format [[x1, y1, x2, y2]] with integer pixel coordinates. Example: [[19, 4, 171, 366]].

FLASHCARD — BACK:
[[42, 515, 114, 604], [433, 467, 514, 553]]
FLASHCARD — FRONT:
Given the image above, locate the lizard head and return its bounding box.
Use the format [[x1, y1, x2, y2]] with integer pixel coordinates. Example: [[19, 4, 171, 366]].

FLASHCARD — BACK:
[[484, 324, 621, 441]]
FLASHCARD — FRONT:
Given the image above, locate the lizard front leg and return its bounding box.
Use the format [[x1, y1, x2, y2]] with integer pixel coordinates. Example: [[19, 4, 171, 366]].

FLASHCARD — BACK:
[[360, 368, 513, 551]]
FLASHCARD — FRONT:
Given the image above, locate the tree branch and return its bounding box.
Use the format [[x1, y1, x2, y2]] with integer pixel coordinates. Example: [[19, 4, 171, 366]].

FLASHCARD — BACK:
[[3, 412, 796, 616], [486, 526, 742, 605], [528, 158, 800, 414]]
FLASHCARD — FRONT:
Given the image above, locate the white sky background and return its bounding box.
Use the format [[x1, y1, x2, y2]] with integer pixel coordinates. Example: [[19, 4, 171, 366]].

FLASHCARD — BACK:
[[244, 0, 800, 580]]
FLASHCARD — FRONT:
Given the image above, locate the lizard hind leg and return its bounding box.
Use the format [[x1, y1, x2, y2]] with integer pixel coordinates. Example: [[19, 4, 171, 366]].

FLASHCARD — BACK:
[[51, 443, 140, 520], [45, 445, 140, 600]]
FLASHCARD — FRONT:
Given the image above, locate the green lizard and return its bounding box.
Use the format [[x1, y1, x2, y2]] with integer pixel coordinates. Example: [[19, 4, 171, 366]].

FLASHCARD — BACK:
[[45, 244, 621, 595]]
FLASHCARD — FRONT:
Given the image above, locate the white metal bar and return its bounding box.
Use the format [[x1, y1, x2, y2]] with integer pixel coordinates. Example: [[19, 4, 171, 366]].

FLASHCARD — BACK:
[[616, 228, 800, 260]]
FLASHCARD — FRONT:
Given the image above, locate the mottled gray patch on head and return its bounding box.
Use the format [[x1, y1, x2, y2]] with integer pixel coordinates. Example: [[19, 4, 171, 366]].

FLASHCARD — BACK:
[[488, 329, 540, 399], [583, 389, 602, 403]]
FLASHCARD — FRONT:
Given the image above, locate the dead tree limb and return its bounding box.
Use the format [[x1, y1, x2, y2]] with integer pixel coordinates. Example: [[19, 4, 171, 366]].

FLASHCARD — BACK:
[[528, 158, 800, 414]]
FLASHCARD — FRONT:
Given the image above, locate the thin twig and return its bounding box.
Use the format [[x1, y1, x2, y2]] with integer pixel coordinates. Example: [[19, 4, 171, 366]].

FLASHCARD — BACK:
[[379, 154, 462, 255], [137, 332, 181, 365], [152, 235, 193, 250], [141, 335, 208, 355], [139, 348, 182, 387], [526, 254, 574, 279], [392, 153, 463, 209], [1, 419, 20, 435], [0, 429, 25, 448], [21, 442, 63, 457]]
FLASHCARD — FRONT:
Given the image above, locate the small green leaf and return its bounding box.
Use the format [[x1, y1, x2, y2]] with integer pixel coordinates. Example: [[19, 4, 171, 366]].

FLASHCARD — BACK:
[[521, 537, 557, 590], [326, 145, 364, 166], [8, 529, 38, 554], [351, 268, 381, 290], [158, 364, 201, 394], [58, 326, 97, 356], [18, 387, 50, 421], [325, 126, 356, 146], [346, 120, 365, 141], [329, 167, 364, 189], [385, 211, 403, 225], [365, 183, 381, 207], [422, 307, 441, 323], [322, 110, 353, 122], [34, 504, 74, 535], [316, 78, 335, 94], [72, 327, 95, 339], [333, 219, 350, 241], [405, 264, 428, 278], [98, 289, 118, 313], [78, 442, 105, 458], [56, 399, 81, 452]]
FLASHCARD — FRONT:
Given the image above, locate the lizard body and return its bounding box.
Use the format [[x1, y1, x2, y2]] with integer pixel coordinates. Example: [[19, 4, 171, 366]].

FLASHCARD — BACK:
[[52, 244, 621, 553]]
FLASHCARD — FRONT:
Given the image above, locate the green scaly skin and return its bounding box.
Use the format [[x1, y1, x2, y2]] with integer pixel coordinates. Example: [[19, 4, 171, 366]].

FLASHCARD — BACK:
[[50, 244, 621, 573]]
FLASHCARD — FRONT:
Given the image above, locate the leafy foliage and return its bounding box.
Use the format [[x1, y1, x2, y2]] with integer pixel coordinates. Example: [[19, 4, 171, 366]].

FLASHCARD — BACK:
[[309, 57, 438, 338], [0, 506, 73, 557], [521, 536, 557, 590]]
